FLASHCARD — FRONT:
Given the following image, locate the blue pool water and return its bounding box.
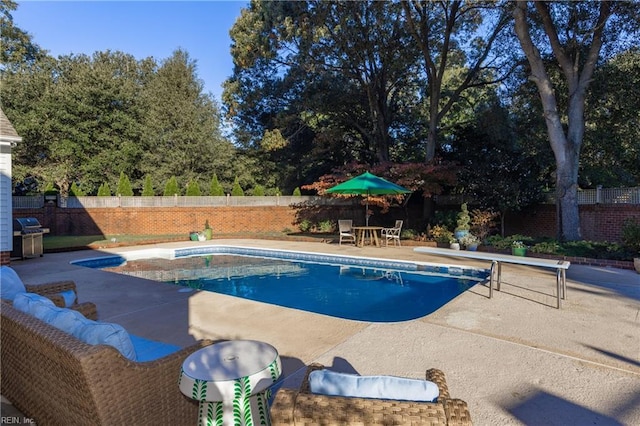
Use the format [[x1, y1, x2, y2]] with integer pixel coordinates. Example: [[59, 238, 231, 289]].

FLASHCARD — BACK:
[[73, 246, 488, 322]]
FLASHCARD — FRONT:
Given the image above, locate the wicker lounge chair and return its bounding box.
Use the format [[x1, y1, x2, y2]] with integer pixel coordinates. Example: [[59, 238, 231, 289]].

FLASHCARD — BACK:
[[24, 279, 98, 319], [270, 363, 472, 425], [0, 301, 213, 425]]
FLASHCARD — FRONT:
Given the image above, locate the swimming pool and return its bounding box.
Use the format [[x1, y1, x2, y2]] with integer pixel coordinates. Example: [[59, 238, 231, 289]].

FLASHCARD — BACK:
[[73, 246, 489, 322]]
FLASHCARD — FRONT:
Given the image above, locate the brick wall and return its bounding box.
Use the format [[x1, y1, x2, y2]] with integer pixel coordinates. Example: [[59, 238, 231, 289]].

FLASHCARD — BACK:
[[1, 250, 10, 265], [15, 205, 367, 237], [505, 204, 640, 242], [13, 203, 640, 243]]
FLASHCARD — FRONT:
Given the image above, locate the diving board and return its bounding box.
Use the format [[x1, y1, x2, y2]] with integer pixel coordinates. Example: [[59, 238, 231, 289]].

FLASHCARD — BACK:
[[413, 247, 570, 309]]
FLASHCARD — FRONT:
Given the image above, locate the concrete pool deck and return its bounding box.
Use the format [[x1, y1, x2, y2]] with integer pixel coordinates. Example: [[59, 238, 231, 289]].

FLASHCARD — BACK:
[[4, 239, 640, 425]]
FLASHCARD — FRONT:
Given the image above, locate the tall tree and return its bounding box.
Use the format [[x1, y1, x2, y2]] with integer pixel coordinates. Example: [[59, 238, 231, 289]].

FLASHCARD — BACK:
[[402, 0, 515, 162], [0, 0, 45, 70], [513, 1, 638, 241], [141, 49, 236, 190]]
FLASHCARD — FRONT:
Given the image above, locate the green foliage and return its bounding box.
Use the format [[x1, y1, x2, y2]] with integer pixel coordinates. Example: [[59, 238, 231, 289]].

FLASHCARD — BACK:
[[43, 182, 58, 195], [621, 219, 640, 253], [455, 203, 470, 232], [298, 219, 312, 233], [163, 176, 180, 196], [142, 175, 154, 196], [470, 209, 498, 242], [401, 229, 417, 240], [69, 182, 85, 196], [428, 224, 454, 244], [486, 234, 534, 250], [317, 220, 333, 233], [116, 172, 134, 196], [185, 180, 202, 196], [231, 177, 244, 196], [530, 241, 562, 254], [97, 182, 111, 196], [433, 210, 457, 231], [252, 184, 265, 196], [292, 187, 301, 196], [209, 174, 225, 196]]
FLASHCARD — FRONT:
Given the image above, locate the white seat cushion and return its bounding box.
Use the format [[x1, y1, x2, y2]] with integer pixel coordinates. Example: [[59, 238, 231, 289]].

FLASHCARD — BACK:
[[309, 369, 439, 402]]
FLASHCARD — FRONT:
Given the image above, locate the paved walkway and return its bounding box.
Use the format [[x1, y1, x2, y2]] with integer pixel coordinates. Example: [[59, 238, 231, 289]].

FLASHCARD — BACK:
[[4, 239, 640, 425]]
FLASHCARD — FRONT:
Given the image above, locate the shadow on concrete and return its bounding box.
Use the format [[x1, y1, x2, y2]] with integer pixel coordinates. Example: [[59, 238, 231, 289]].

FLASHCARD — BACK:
[[582, 344, 640, 369], [505, 388, 624, 425], [567, 266, 640, 301]]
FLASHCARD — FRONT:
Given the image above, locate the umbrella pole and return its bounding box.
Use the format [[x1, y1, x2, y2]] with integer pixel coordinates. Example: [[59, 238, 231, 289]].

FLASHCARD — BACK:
[[365, 197, 369, 226]]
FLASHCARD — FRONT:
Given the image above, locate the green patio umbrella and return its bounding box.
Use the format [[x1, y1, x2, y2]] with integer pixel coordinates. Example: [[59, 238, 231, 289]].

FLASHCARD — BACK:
[[326, 172, 411, 225]]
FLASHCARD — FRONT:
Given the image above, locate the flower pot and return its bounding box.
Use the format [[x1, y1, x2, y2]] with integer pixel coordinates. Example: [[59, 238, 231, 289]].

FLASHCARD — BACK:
[[466, 244, 478, 251], [634, 258, 640, 274], [512, 247, 527, 256], [450, 242, 460, 250], [454, 230, 469, 240]]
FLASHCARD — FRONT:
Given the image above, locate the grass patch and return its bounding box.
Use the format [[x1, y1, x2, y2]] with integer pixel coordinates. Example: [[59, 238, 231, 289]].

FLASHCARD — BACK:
[[43, 234, 186, 250]]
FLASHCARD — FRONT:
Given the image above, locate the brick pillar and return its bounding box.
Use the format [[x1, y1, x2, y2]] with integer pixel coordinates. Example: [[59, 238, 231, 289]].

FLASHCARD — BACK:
[[1, 250, 10, 265]]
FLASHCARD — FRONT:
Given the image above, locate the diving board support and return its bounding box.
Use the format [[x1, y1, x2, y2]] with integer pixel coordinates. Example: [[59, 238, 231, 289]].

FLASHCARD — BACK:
[[413, 247, 570, 309]]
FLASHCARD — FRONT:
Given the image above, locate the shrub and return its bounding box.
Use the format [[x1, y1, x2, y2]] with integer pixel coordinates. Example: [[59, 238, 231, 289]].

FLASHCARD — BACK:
[[401, 229, 417, 239], [298, 219, 312, 232], [292, 187, 301, 196], [231, 177, 244, 196], [470, 209, 498, 242], [163, 176, 180, 196], [69, 182, 85, 196], [455, 203, 470, 232], [530, 241, 561, 254], [621, 219, 640, 253], [428, 224, 453, 243], [43, 182, 58, 195], [253, 184, 265, 196], [97, 182, 111, 196], [142, 175, 154, 196], [317, 220, 333, 233], [209, 174, 225, 196], [116, 172, 133, 196], [186, 180, 201, 196]]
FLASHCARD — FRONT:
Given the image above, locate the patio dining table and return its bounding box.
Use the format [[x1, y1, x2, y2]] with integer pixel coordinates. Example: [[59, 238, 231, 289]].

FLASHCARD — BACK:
[[352, 226, 383, 247]]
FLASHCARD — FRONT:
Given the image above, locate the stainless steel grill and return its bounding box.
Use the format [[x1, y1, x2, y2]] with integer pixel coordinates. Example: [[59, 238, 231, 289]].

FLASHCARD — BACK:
[[12, 217, 49, 259]]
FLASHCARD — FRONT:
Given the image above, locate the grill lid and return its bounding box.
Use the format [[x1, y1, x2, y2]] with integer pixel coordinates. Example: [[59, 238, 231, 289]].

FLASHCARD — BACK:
[[13, 217, 43, 232]]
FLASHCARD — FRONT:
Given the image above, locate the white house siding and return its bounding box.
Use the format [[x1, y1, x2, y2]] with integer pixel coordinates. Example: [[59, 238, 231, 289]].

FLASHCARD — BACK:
[[0, 144, 12, 252], [0, 108, 21, 256]]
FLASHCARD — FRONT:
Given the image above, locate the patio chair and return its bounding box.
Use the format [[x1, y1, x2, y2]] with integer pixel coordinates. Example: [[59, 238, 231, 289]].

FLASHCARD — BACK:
[[271, 363, 472, 425], [381, 220, 403, 246], [338, 220, 356, 246], [1, 266, 97, 319]]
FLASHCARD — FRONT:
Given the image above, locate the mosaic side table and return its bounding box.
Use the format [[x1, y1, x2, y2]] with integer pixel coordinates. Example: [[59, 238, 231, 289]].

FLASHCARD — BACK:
[[179, 340, 281, 426]]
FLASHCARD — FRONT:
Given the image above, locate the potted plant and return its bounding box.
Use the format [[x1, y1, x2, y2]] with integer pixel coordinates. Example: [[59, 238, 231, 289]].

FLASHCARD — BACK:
[[512, 240, 527, 256], [203, 220, 213, 240], [459, 233, 480, 251], [454, 203, 471, 239], [428, 224, 454, 248], [449, 238, 460, 250]]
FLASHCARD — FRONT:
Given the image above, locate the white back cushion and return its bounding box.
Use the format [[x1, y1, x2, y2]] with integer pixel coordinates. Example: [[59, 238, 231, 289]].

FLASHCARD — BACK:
[[0, 266, 26, 301], [309, 369, 439, 403]]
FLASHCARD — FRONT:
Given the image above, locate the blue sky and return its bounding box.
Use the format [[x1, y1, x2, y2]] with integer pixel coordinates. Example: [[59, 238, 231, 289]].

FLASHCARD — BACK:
[[13, 1, 249, 102]]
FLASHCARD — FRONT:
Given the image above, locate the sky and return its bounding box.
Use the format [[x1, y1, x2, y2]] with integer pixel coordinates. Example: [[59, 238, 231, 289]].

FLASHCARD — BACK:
[[12, 1, 249, 102]]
